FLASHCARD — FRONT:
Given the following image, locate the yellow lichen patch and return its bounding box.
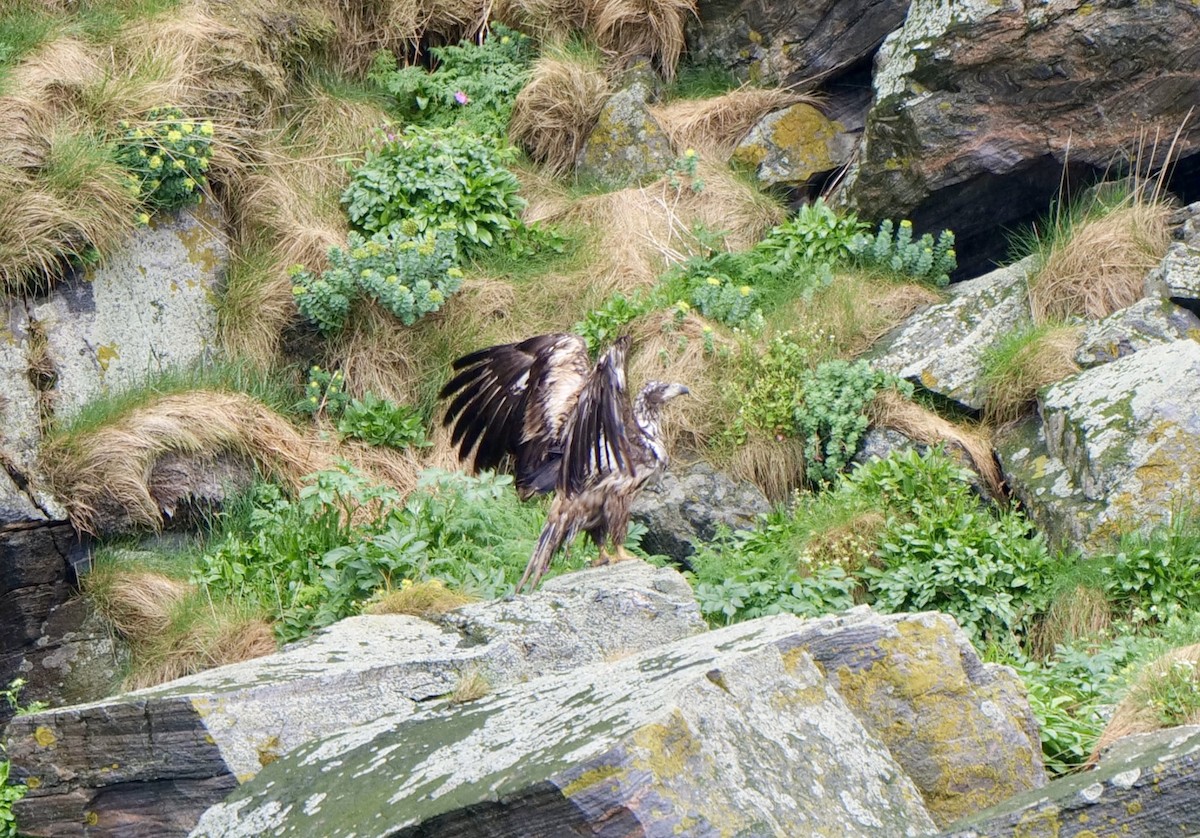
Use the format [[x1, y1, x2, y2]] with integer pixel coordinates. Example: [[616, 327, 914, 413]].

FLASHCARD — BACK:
[[632, 711, 703, 779], [26, 777, 41, 789], [561, 764, 623, 798], [96, 343, 119, 372], [33, 726, 57, 748], [257, 735, 282, 767], [175, 199, 225, 275], [920, 368, 939, 389]]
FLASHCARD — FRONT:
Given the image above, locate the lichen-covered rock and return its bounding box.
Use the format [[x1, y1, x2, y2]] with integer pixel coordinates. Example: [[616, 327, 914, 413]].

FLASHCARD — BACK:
[[840, 0, 1200, 277], [1074, 297, 1200, 368], [998, 340, 1200, 551], [192, 615, 939, 838], [1145, 241, 1200, 306], [30, 199, 227, 420], [687, 0, 911, 86], [790, 608, 1046, 827], [576, 81, 675, 185], [630, 460, 770, 563], [869, 257, 1034, 410], [732, 102, 856, 187], [944, 726, 1200, 838], [7, 562, 704, 837]]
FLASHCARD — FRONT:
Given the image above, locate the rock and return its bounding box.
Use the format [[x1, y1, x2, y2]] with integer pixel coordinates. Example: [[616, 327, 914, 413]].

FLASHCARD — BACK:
[[869, 257, 1035, 411], [30, 199, 228, 420], [147, 452, 258, 527], [839, 0, 1200, 278], [630, 460, 770, 564], [192, 615, 939, 838], [1074, 297, 1200, 368], [576, 81, 676, 185], [687, 0, 911, 86], [0, 522, 90, 728], [7, 562, 705, 837], [944, 726, 1200, 837], [731, 102, 857, 188], [998, 340, 1200, 552], [794, 608, 1046, 827], [1145, 241, 1200, 309]]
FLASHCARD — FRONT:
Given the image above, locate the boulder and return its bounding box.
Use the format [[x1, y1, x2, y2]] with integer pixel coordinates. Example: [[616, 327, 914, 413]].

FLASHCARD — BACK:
[[869, 257, 1035, 411], [998, 339, 1200, 552], [6, 562, 705, 837], [30, 199, 227, 420], [731, 102, 857, 188], [1145, 241, 1200, 309], [1074, 297, 1200, 368], [687, 0, 911, 86], [795, 608, 1045, 827], [192, 614, 940, 838], [945, 726, 1200, 837], [576, 81, 676, 185], [839, 0, 1200, 278], [630, 460, 770, 564]]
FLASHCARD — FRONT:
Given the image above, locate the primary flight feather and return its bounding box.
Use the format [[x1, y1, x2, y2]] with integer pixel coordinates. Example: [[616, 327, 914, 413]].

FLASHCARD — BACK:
[[439, 333, 688, 592]]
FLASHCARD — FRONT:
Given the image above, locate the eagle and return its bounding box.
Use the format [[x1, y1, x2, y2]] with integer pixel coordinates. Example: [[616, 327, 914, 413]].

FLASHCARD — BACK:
[[438, 333, 689, 592]]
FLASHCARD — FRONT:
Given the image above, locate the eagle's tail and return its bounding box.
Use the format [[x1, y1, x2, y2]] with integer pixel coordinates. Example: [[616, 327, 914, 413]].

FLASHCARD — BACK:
[[517, 516, 572, 594]]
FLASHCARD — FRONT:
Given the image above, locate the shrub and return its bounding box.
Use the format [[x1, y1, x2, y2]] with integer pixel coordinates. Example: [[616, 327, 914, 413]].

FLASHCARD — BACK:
[[849, 219, 956, 286], [115, 107, 213, 216], [342, 125, 526, 256], [291, 228, 463, 335], [370, 25, 533, 136]]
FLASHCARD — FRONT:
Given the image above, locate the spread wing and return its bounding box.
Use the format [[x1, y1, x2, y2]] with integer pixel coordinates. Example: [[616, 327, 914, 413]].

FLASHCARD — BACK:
[[559, 335, 634, 495], [439, 333, 591, 497]]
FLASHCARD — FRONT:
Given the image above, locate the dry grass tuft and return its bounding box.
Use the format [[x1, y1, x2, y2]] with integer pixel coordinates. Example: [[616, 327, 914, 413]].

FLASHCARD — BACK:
[[341, 439, 424, 501], [867, 389, 1005, 499], [1091, 643, 1200, 763], [493, 0, 587, 42], [802, 510, 887, 573], [84, 566, 191, 645], [1026, 584, 1112, 661], [509, 53, 611, 176], [1030, 200, 1173, 323], [586, 0, 696, 79], [42, 391, 333, 534], [981, 325, 1083, 426], [652, 87, 814, 158], [722, 430, 807, 503], [446, 668, 491, 704], [327, 301, 425, 404], [366, 579, 475, 617]]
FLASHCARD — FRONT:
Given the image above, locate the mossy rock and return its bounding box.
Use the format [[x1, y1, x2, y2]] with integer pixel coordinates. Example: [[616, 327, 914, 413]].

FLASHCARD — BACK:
[[732, 103, 856, 187]]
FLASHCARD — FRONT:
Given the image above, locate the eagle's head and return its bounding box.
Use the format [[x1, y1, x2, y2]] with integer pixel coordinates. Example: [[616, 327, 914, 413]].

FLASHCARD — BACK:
[[636, 381, 690, 410]]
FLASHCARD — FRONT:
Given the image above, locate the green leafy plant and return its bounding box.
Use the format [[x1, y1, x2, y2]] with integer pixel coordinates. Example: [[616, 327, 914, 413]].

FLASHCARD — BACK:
[[573, 290, 654, 353], [342, 125, 526, 256], [369, 24, 533, 136], [796, 360, 910, 485], [1099, 510, 1200, 625], [849, 218, 956, 286], [666, 148, 704, 193], [299, 366, 349, 417], [1, 678, 40, 838], [114, 107, 213, 217], [747, 199, 865, 304], [725, 332, 810, 444], [291, 228, 463, 335], [337, 392, 430, 449]]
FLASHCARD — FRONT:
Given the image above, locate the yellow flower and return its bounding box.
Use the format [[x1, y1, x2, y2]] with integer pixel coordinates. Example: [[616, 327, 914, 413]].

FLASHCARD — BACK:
[[427, 289, 443, 303], [133, 128, 145, 139], [705, 276, 720, 286], [167, 129, 182, 142], [181, 122, 194, 134], [739, 285, 751, 296], [310, 396, 319, 403], [138, 149, 148, 158], [360, 269, 372, 277], [137, 212, 150, 225], [684, 148, 696, 158], [173, 159, 186, 169], [187, 145, 196, 155], [149, 155, 162, 169], [447, 267, 464, 278], [900, 219, 913, 228], [401, 578, 414, 589], [675, 300, 690, 311], [386, 275, 398, 283], [200, 121, 214, 136], [183, 178, 196, 191]]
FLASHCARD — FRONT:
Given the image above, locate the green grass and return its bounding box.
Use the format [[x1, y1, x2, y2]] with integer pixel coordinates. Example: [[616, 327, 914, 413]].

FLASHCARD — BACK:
[[0, 2, 57, 88], [48, 359, 307, 439], [668, 61, 742, 100], [70, 0, 183, 43], [979, 322, 1080, 424]]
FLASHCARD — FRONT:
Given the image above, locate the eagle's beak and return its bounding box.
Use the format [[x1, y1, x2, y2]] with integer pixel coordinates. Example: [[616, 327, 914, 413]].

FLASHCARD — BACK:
[[672, 384, 690, 399]]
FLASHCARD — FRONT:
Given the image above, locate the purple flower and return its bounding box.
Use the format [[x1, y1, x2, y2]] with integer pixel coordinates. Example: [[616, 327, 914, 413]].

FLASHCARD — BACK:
[[454, 90, 470, 105]]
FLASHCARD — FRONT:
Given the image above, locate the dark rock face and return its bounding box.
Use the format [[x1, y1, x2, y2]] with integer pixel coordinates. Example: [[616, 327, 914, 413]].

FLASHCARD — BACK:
[[688, 0, 912, 86], [841, 0, 1200, 278], [630, 460, 770, 563]]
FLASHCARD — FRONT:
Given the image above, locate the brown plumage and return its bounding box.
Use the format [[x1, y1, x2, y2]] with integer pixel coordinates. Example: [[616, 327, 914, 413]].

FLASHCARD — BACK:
[[439, 333, 689, 591]]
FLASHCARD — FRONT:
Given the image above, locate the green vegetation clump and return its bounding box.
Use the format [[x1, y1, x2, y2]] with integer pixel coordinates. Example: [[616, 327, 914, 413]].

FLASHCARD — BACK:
[[114, 108, 213, 216], [291, 229, 463, 334], [1099, 509, 1200, 626], [370, 24, 533, 136], [849, 218, 956, 286], [337, 393, 430, 450], [342, 126, 526, 256]]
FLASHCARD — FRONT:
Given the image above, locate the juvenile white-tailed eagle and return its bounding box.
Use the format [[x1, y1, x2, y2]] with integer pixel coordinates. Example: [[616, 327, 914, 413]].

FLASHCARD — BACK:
[[439, 333, 688, 592]]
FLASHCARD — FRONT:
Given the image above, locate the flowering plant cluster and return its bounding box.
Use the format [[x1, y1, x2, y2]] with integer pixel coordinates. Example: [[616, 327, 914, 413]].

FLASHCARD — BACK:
[[115, 107, 213, 219], [291, 227, 463, 335]]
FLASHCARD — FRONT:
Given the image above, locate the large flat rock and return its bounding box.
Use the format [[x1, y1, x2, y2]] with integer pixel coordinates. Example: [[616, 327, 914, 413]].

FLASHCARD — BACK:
[[7, 562, 704, 837], [192, 615, 940, 838]]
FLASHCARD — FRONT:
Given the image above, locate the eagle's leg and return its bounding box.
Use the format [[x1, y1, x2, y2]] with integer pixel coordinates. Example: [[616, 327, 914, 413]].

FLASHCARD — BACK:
[[588, 529, 614, 567]]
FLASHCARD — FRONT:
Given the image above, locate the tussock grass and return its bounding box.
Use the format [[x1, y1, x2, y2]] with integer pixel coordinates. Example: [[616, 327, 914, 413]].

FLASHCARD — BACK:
[[509, 51, 611, 176], [802, 509, 886, 574], [721, 429, 807, 502], [1092, 643, 1200, 761], [1025, 195, 1173, 323], [216, 239, 296, 368], [980, 323, 1082, 426], [867, 389, 1004, 500], [42, 390, 331, 534], [494, 0, 587, 42], [446, 669, 490, 703], [327, 300, 426, 406], [366, 579, 475, 617], [1027, 583, 1112, 660], [652, 87, 813, 158], [586, 0, 696, 79], [85, 559, 276, 690]]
